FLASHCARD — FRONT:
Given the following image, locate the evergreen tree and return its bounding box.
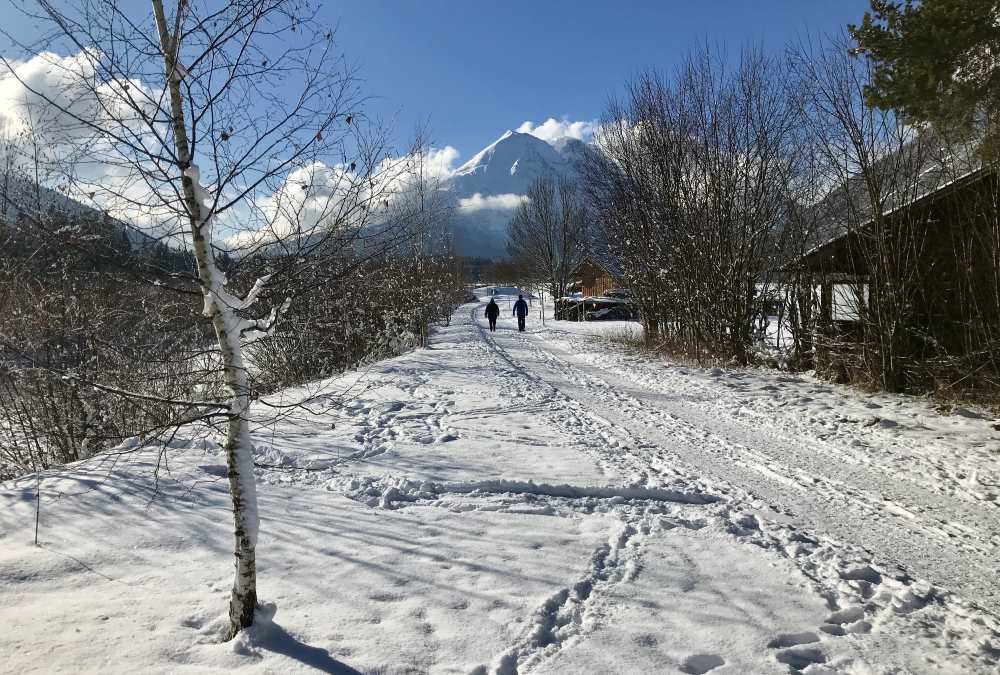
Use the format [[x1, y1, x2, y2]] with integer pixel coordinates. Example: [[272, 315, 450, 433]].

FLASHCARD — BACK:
[[850, 0, 1000, 154]]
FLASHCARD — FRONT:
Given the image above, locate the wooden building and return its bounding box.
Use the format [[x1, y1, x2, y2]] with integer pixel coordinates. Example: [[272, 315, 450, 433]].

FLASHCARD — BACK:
[[570, 257, 621, 298], [790, 163, 999, 391]]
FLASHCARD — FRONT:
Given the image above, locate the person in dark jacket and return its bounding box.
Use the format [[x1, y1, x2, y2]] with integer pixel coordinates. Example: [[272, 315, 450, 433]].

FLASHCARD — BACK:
[[513, 294, 529, 332], [484, 298, 500, 332]]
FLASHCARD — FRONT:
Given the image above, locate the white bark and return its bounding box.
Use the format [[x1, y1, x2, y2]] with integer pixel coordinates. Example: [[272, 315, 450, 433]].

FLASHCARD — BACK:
[[152, 0, 279, 639]]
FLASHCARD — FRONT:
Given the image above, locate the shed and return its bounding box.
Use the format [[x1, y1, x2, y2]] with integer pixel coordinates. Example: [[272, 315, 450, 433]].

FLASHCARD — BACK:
[[570, 256, 623, 298]]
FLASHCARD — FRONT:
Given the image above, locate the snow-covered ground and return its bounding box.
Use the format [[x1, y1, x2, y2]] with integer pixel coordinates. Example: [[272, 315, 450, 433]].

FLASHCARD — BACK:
[[1, 293, 998, 674]]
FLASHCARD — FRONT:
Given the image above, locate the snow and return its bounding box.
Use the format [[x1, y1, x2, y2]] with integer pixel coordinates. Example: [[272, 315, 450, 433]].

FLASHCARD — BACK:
[[1, 298, 999, 673], [533, 527, 837, 674], [448, 130, 595, 256]]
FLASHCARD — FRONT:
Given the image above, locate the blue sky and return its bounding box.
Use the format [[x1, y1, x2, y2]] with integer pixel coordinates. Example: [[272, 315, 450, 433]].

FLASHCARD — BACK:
[[327, 0, 875, 157], [0, 1, 876, 161]]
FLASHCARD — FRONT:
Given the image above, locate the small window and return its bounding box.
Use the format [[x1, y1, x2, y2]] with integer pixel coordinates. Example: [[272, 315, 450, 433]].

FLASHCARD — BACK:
[[832, 284, 867, 322]]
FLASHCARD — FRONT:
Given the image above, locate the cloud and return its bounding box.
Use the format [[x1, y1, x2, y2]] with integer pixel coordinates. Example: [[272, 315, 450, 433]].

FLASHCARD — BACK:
[[229, 143, 462, 251], [458, 192, 528, 212], [1, 50, 97, 137], [516, 117, 598, 143], [226, 159, 372, 248], [0, 50, 179, 235], [368, 144, 459, 198], [0, 49, 160, 159], [0, 49, 469, 250], [422, 145, 460, 180]]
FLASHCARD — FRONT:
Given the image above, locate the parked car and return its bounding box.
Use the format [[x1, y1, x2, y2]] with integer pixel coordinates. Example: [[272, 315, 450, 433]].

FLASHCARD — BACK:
[[586, 305, 637, 321]]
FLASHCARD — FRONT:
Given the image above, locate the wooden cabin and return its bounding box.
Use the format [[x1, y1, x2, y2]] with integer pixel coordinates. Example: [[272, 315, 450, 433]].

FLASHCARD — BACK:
[[789, 164, 1000, 390], [570, 257, 621, 298]]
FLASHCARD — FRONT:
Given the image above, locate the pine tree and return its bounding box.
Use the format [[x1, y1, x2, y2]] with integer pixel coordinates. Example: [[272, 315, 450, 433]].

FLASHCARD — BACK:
[[850, 0, 1000, 154]]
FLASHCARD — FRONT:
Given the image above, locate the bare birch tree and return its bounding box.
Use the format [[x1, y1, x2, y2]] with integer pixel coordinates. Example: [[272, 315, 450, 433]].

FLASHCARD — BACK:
[[1, 0, 398, 638]]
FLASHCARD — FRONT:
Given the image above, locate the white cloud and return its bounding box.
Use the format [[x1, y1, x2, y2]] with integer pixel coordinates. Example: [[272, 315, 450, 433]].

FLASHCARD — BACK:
[[458, 192, 528, 212], [0, 50, 160, 156], [0, 50, 96, 137], [0, 50, 178, 235], [0, 49, 468, 250], [422, 145, 460, 179], [369, 144, 460, 198], [230, 144, 462, 250], [516, 117, 598, 143], [226, 159, 371, 248]]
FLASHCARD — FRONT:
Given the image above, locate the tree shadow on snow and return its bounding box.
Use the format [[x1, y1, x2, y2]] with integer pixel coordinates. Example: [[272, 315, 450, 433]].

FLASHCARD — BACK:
[[249, 604, 364, 674]]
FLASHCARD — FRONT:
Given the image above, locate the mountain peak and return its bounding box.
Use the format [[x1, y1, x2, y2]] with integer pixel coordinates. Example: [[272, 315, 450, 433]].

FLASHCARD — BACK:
[[455, 129, 557, 177], [446, 128, 599, 257]]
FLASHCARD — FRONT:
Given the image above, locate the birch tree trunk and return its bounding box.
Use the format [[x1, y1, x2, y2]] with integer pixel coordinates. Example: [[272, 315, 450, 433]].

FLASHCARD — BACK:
[[152, 0, 259, 639]]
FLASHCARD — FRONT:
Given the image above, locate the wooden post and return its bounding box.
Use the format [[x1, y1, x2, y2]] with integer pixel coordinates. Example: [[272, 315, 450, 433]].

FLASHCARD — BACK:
[[34, 472, 40, 546]]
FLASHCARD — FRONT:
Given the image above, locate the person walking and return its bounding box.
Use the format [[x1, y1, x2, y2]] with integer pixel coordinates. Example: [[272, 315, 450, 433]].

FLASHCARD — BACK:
[[484, 297, 500, 332], [513, 294, 529, 332]]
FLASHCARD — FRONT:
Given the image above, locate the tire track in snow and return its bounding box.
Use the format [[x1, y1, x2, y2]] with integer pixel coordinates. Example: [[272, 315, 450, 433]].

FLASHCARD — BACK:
[[529, 338, 998, 558], [475, 321, 1000, 671], [492, 325, 1000, 619], [564, 334, 1000, 507], [470, 306, 723, 499]]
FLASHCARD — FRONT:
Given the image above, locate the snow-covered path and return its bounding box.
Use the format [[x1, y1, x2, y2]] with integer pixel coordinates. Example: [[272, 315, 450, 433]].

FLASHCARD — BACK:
[[485, 312, 1000, 616], [1, 297, 998, 674]]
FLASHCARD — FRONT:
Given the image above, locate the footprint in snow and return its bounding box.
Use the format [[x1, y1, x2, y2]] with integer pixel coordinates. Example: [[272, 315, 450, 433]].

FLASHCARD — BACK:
[[839, 564, 882, 584], [680, 654, 725, 674], [179, 613, 206, 629], [767, 632, 819, 649], [825, 606, 864, 625], [368, 591, 404, 603], [774, 646, 827, 669]]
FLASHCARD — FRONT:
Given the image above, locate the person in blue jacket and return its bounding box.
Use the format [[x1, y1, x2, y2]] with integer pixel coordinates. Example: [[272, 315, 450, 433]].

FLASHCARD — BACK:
[[513, 294, 529, 332]]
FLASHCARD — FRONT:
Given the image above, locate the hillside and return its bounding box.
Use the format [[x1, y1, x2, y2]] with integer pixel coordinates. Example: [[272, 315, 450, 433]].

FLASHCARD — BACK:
[[1, 171, 157, 250]]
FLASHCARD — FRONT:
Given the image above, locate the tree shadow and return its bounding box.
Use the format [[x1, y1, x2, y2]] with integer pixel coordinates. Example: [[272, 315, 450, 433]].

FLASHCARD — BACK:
[[250, 606, 364, 675]]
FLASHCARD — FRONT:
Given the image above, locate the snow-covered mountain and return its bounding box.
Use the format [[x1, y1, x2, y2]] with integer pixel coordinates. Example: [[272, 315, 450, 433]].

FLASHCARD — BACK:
[[444, 130, 595, 257], [451, 130, 581, 197]]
